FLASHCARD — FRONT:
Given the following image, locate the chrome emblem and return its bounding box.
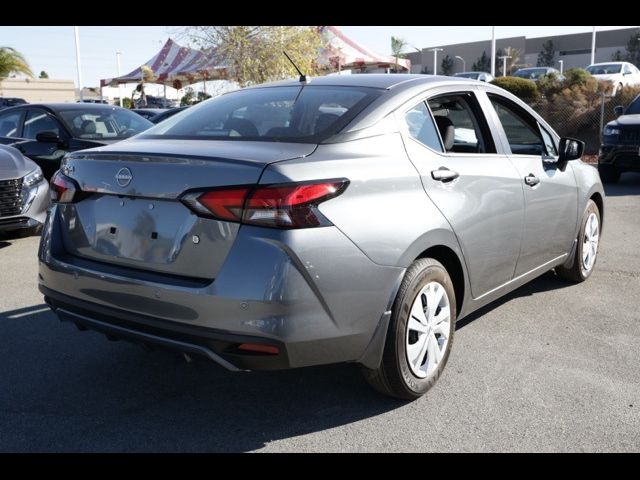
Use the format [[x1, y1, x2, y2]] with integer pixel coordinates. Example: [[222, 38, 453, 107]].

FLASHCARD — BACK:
[[115, 167, 132, 187]]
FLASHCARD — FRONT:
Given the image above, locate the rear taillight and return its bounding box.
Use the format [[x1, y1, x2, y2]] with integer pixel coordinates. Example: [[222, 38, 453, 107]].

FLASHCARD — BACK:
[[181, 179, 348, 229], [50, 171, 81, 203]]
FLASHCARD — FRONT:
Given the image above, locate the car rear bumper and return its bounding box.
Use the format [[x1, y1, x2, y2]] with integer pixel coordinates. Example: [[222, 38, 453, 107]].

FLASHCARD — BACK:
[[39, 204, 403, 370], [599, 145, 640, 172]]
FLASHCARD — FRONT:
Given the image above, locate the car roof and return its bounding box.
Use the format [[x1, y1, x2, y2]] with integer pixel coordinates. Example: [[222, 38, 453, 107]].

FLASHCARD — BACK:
[[455, 71, 489, 74], [0, 102, 128, 112], [246, 73, 471, 90]]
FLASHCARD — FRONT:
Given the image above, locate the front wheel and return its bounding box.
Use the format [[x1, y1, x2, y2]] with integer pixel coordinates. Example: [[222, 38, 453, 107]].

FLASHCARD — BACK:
[[557, 199, 601, 282], [363, 258, 456, 400]]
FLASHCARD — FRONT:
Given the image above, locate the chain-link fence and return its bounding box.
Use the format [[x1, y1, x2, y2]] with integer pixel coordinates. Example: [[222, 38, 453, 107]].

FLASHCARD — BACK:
[[527, 86, 640, 158]]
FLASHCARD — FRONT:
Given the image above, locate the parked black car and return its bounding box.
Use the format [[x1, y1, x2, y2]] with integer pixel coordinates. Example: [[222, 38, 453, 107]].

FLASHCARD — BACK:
[[132, 108, 166, 120], [0, 103, 153, 179], [599, 94, 640, 183], [0, 97, 27, 110], [149, 106, 189, 124]]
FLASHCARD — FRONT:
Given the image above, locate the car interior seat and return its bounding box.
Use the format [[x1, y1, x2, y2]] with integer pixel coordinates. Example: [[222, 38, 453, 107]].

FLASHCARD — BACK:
[[80, 120, 97, 136], [433, 116, 455, 152], [223, 118, 259, 137], [314, 113, 341, 133]]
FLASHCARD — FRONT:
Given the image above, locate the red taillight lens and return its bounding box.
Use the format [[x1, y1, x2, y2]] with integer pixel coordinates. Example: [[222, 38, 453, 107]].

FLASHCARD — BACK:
[[181, 179, 348, 229], [50, 171, 80, 203]]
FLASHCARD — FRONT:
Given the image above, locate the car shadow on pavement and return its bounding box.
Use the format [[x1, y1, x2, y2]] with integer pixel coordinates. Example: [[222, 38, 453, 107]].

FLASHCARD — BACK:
[[0, 303, 406, 452], [0, 241, 10, 250], [603, 172, 640, 196], [455, 270, 573, 330]]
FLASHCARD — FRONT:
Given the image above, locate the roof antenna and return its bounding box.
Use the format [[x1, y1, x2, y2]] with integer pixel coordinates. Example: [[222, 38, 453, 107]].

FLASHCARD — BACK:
[[283, 51, 308, 83]]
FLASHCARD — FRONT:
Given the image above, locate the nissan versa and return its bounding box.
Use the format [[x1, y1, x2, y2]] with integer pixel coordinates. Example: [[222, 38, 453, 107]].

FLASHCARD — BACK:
[[38, 75, 604, 399]]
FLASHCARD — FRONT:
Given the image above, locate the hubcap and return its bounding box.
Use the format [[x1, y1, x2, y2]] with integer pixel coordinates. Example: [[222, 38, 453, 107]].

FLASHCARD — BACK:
[[405, 282, 451, 379], [582, 212, 599, 272]]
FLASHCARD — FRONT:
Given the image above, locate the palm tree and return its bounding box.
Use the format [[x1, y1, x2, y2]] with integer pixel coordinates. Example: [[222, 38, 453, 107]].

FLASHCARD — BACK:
[[0, 47, 33, 78], [391, 36, 407, 73]]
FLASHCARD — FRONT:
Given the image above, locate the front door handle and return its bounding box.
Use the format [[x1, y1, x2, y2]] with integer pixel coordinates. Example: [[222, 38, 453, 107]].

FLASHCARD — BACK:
[[431, 168, 459, 182], [524, 174, 540, 187]]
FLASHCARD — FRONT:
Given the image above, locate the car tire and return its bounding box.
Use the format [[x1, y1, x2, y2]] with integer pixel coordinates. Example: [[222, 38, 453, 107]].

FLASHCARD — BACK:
[[598, 164, 620, 183], [363, 258, 456, 400], [556, 199, 601, 283]]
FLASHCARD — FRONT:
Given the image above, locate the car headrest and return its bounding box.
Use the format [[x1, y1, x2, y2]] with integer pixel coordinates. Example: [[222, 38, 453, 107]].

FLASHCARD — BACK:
[[81, 120, 97, 134], [224, 118, 259, 137], [434, 116, 455, 151], [315, 113, 340, 133]]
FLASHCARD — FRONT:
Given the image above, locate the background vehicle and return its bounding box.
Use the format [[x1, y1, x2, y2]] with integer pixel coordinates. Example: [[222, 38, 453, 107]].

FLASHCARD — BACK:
[[599, 93, 640, 183], [512, 67, 564, 81], [0, 97, 27, 110], [77, 99, 109, 104], [39, 75, 604, 400], [0, 144, 49, 237], [453, 71, 494, 82], [135, 96, 176, 109], [586, 62, 640, 95], [132, 108, 166, 120], [0, 103, 153, 179], [149, 106, 189, 124]]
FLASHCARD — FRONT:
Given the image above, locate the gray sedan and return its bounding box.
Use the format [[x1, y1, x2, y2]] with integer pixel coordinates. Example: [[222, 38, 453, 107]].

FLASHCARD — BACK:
[[39, 74, 604, 399]]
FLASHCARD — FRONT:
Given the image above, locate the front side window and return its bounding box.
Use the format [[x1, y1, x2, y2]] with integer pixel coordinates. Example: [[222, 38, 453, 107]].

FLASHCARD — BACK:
[[58, 107, 152, 140], [403, 101, 443, 152], [427, 93, 494, 154], [23, 109, 62, 139], [141, 85, 382, 143], [0, 110, 22, 137], [488, 94, 547, 156]]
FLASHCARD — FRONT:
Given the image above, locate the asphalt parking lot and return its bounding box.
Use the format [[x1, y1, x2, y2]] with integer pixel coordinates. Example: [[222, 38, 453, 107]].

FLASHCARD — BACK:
[[1, 173, 639, 452]]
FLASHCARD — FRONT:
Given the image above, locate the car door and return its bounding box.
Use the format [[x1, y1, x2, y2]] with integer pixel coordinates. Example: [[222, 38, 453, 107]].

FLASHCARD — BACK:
[[481, 91, 578, 276], [399, 87, 525, 299], [14, 108, 70, 179]]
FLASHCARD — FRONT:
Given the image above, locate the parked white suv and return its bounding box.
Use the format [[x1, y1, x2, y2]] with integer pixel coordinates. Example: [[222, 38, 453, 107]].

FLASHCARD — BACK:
[[586, 62, 640, 95]]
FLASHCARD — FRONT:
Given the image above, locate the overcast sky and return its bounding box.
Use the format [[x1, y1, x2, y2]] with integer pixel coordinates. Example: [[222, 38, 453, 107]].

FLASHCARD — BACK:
[[0, 26, 637, 88]]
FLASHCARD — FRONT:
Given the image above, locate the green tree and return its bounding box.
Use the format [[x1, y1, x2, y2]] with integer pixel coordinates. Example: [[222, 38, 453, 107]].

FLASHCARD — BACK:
[[180, 87, 195, 106], [197, 91, 212, 103], [624, 29, 640, 67], [611, 50, 624, 61], [536, 40, 555, 67], [0, 47, 33, 78], [472, 51, 490, 72], [391, 36, 407, 73], [440, 55, 454, 75], [39, 70, 49, 79], [183, 26, 323, 87]]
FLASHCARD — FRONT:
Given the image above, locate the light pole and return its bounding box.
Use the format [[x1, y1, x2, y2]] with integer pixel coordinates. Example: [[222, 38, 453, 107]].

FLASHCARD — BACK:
[[491, 26, 496, 77], [591, 26, 596, 65], [428, 48, 443, 75], [499, 55, 511, 77], [73, 26, 83, 101], [558, 59, 564, 75], [455, 55, 466, 72], [116, 51, 122, 107]]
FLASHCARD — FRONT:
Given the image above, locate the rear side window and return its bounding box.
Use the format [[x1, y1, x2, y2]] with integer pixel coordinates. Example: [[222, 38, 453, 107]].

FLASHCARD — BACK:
[[0, 110, 22, 137], [142, 85, 382, 143], [404, 102, 443, 152]]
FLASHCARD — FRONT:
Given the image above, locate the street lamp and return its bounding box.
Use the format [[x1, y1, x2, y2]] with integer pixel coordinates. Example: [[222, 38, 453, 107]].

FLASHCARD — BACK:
[[499, 55, 511, 77], [116, 51, 122, 107], [558, 59, 564, 75], [455, 55, 466, 72], [428, 48, 443, 75]]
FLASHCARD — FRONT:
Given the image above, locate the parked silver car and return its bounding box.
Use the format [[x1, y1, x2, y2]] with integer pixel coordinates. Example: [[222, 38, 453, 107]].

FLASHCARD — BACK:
[[39, 75, 604, 399], [0, 145, 49, 236]]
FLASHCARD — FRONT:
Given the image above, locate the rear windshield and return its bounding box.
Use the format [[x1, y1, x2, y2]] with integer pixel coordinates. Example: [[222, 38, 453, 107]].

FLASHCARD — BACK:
[[59, 107, 153, 140], [455, 73, 480, 79], [140, 85, 382, 143], [513, 68, 550, 79], [587, 64, 622, 75]]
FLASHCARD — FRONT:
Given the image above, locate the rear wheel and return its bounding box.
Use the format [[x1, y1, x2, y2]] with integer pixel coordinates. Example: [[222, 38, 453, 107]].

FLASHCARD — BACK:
[[557, 200, 600, 282], [598, 164, 620, 183], [363, 258, 456, 400]]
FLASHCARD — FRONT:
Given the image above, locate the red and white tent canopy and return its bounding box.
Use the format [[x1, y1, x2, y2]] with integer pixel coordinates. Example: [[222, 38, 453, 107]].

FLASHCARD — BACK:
[[100, 38, 228, 88], [318, 26, 411, 72]]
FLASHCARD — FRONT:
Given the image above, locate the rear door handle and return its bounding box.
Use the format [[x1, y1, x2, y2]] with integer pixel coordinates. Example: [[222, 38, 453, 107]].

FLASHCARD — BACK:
[[524, 174, 540, 187], [431, 168, 459, 182]]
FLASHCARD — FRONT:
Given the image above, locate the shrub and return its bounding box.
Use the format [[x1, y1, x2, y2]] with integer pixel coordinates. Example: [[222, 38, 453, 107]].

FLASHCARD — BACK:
[[490, 76, 539, 101], [563, 68, 591, 88]]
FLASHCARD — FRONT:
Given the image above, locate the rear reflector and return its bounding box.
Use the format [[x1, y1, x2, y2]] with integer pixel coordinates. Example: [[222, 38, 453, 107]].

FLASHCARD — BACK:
[[237, 343, 280, 355], [181, 179, 348, 229]]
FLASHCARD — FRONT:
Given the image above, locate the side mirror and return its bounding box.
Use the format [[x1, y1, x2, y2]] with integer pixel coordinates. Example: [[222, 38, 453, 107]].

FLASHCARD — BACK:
[[558, 137, 584, 166], [36, 131, 61, 144], [614, 105, 625, 117]]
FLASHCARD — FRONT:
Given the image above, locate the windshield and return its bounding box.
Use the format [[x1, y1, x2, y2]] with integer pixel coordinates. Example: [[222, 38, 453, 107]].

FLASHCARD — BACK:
[[587, 64, 622, 75], [513, 68, 550, 79], [59, 107, 153, 140], [141, 85, 382, 143], [626, 96, 640, 115], [455, 73, 480, 79]]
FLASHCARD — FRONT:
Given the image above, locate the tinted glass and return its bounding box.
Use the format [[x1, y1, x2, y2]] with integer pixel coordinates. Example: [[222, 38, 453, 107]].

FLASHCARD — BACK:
[[59, 107, 152, 140], [23, 109, 61, 139], [489, 95, 546, 156], [142, 86, 381, 143], [0, 110, 22, 137], [404, 102, 443, 152], [455, 73, 480, 79], [626, 96, 640, 115], [513, 68, 549, 79], [587, 64, 622, 74]]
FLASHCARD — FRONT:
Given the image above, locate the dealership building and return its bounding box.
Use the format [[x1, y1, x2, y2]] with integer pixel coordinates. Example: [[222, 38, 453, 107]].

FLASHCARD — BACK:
[[405, 27, 640, 75]]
